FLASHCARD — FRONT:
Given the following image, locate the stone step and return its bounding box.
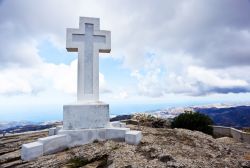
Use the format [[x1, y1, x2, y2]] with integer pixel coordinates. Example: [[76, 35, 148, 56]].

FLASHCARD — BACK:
[[106, 128, 130, 141], [21, 142, 43, 161], [21, 127, 142, 161], [38, 134, 68, 155], [125, 130, 142, 145]]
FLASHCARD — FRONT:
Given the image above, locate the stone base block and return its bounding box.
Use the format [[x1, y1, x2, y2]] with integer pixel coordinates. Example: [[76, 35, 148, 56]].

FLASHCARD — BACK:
[[48, 127, 56, 136], [120, 123, 126, 128], [56, 126, 63, 134], [63, 102, 109, 129], [58, 127, 131, 147], [21, 123, 141, 161], [58, 128, 106, 147], [38, 134, 68, 155], [125, 131, 142, 145], [21, 142, 43, 161], [109, 121, 126, 128], [106, 128, 130, 141], [109, 121, 121, 127]]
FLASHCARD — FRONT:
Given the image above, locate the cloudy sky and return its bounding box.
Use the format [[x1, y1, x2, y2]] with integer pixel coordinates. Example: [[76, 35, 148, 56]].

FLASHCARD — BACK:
[[1, 0, 250, 121]]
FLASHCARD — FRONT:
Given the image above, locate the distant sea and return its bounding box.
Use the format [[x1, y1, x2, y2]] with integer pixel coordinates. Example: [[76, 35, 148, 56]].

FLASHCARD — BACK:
[[0, 101, 221, 122]]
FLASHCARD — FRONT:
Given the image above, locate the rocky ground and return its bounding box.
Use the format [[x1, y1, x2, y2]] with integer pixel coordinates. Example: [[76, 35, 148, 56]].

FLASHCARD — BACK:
[[0, 125, 250, 168]]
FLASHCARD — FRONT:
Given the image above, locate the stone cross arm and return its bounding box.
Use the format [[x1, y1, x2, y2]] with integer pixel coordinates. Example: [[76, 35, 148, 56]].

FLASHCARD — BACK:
[[66, 17, 111, 53]]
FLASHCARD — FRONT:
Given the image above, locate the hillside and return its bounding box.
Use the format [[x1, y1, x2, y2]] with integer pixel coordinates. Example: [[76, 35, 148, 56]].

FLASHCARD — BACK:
[[194, 106, 250, 128], [1, 104, 250, 135], [0, 125, 249, 168], [148, 105, 250, 128], [0, 121, 62, 135]]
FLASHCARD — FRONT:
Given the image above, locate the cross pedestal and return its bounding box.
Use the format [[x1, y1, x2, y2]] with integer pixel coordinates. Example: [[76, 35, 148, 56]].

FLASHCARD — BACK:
[[63, 102, 109, 129]]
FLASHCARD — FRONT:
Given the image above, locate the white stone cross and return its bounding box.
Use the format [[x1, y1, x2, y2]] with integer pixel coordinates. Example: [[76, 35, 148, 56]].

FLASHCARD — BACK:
[[66, 17, 111, 102]]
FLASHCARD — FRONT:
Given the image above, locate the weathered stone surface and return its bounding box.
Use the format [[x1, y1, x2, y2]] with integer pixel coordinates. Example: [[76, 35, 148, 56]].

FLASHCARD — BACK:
[[109, 121, 121, 128], [242, 132, 250, 144], [120, 123, 126, 128], [212, 125, 250, 144], [55, 126, 63, 135], [106, 128, 130, 141], [109, 121, 127, 128], [212, 125, 231, 137], [20, 125, 135, 161], [66, 17, 111, 102], [125, 130, 142, 145], [48, 127, 56, 136], [21, 142, 43, 161], [58, 128, 106, 147], [63, 102, 109, 129], [38, 135, 67, 155], [231, 128, 244, 142]]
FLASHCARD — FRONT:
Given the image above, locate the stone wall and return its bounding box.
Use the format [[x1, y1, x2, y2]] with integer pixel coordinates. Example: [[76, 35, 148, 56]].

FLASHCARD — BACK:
[[212, 126, 231, 137], [212, 125, 250, 144]]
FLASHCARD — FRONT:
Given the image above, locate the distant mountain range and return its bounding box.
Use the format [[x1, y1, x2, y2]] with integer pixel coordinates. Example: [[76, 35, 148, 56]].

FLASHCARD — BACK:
[[147, 104, 250, 128], [1, 104, 249, 135], [0, 121, 62, 135], [0, 121, 35, 130], [193, 105, 250, 128]]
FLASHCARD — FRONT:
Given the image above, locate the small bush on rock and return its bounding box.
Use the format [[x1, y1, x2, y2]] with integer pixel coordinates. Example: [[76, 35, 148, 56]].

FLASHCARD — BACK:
[[171, 111, 213, 135]]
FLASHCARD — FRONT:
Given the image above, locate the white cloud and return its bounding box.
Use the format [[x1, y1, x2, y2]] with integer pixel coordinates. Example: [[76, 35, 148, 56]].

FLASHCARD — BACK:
[[131, 69, 164, 97], [131, 54, 250, 97], [187, 66, 248, 88], [119, 91, 128, 99], [0, 0, 250, 99], [99, 72, 111, 93], [0, 69, 33, 94], [111, 90, 129, 100], [0, 59, 110, 95]]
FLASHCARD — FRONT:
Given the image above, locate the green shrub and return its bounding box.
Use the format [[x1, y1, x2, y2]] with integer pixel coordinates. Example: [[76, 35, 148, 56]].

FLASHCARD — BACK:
[[171, 111, 213, 135]]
